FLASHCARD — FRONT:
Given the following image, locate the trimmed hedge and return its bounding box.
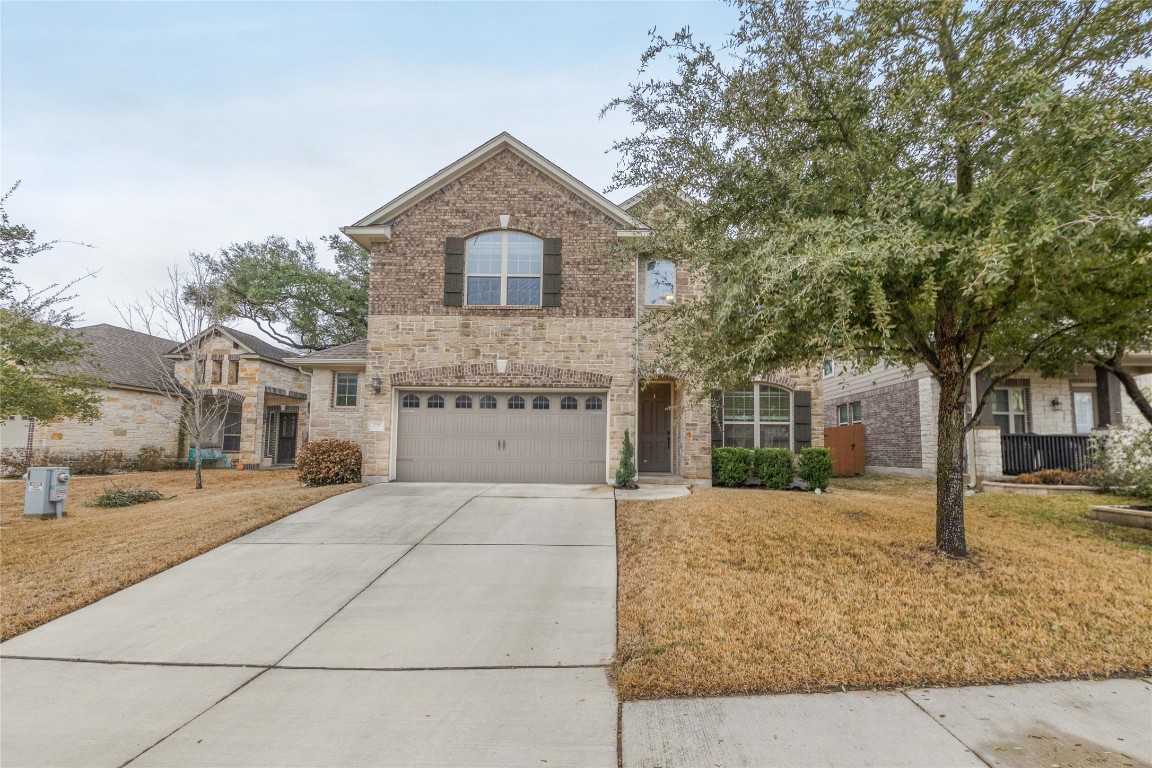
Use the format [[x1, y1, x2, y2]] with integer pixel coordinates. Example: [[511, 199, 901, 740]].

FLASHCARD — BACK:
[[712, 447, 754, 487], [296, 439, 362, 486], [753, 448, 795, 490], [797, 447, 833, 491]]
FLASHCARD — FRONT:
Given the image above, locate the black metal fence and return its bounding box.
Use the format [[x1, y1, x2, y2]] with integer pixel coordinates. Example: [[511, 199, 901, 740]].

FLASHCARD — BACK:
[[1001, 434, 1093, 475]]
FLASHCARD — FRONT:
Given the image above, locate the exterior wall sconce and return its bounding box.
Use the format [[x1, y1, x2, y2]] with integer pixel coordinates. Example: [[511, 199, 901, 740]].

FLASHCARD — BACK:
[[371, 377, 382, 395], [1051, 397, 1061, 410], [499, 214, 510, 229]]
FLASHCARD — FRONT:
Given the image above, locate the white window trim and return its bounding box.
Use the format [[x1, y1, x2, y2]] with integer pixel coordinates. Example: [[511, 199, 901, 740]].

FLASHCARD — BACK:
[[465, 232, 543, 307], [722, 384, 793, 450], [334, 372, 359, 408]]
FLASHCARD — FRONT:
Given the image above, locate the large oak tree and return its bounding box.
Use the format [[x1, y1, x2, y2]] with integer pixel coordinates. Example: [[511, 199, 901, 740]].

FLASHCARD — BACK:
[[607, 0, 1152, 556]]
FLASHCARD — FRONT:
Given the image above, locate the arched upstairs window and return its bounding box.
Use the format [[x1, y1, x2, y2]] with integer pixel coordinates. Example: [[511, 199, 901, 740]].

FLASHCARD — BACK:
[[466, 232, 542, 306]]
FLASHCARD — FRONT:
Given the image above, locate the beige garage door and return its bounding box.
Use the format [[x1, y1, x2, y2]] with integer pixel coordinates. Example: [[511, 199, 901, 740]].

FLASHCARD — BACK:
[[395, 390, 608, 483]]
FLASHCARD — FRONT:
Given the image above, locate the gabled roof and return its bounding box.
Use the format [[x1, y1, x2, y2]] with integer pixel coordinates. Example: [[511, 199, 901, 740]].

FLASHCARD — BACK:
[[168, 324, 300, 364], [341, 132, 645, 248], [66, 324, 176, 393], [294, 339, 368, 368], [618, 184, 698, 214]]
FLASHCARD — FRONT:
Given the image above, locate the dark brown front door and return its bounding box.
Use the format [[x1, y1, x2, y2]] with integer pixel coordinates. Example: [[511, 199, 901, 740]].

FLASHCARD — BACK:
[[276, 413, 298, 464], [639, 383, 672, 473]]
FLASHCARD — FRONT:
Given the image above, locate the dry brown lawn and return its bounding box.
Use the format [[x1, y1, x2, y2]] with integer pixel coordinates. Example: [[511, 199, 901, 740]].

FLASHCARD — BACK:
[[1, 469, 362, 640], [617, 476, 1152, 700]]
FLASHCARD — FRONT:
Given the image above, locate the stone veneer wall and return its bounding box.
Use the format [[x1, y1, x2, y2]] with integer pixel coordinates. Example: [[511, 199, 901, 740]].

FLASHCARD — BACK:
[[826, 379, 922, 469], [361, 315, 638, 481], [29, 387, 182, 458], [307, 368, 367, 452]]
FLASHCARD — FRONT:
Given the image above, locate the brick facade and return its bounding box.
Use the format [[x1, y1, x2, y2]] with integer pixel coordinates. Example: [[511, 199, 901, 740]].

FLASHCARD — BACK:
[[826, 379, 922, 469]]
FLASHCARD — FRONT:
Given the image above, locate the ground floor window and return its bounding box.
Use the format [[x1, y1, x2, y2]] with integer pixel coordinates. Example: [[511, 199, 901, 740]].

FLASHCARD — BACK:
[[992, 387, 1028, 434], [722, 384, 792, 449], [836, 401, 862, 426]]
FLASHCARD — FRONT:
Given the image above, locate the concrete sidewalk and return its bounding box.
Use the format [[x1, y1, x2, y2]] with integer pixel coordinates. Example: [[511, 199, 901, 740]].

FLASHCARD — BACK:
[[1, 482, 618, 768], [624, 677, 1152, 767]]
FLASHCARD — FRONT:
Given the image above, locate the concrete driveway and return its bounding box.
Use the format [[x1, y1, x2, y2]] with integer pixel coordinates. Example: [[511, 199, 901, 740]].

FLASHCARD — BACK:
[[1, 483, 618, 768]]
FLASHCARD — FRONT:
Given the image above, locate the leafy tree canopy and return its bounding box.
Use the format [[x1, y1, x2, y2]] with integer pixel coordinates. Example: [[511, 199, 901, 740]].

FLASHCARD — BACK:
[[0, 182, 101, 423], [189, 235, 368, 352], [608, 0, 1152, 555]]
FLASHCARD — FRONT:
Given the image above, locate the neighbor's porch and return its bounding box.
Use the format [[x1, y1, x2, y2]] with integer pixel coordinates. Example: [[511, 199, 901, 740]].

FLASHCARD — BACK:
[[972, 357, 1152, 478]]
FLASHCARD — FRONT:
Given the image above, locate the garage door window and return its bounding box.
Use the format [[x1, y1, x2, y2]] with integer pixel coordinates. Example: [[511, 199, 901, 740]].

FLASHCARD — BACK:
[[428, 394, 445, 409], [586, 396, 604, 411], [508, 395, 525, 410], [533, 395, 550, 410], [455, 395, 473, 409], [560, 396, 578, 410], [480, 395, 497, 409], [402, 393, 420, 409]]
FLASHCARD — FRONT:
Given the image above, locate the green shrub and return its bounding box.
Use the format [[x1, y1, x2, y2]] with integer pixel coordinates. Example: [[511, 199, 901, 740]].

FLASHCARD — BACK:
[[712, 447, 754, 487], [753, 448, 795, 489], [1089, 427, 1152, 501], [296, 439, 362, 486], [797, 447, 833, 491], [615, 429, 638, 489], [1, 447, 30, 477], [91, 484, 165, 508]]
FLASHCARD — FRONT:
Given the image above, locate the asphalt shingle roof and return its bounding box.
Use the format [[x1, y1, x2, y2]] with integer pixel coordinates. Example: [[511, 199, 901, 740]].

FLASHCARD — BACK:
[[66, 324, 177, 392], [215, 326, 300, 361], [296, 339, 368, 362]]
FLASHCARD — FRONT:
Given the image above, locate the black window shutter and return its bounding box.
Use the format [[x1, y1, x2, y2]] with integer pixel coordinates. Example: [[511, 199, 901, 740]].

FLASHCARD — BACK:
[[542, 238, 562, 307], [974, 369, 995, 426], [793, 389, 812, 451], [444, 237, 465, 307]]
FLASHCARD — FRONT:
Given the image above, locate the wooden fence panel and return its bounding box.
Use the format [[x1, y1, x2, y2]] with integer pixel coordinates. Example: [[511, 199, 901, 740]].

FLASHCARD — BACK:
[[823, 424, 866, 477]]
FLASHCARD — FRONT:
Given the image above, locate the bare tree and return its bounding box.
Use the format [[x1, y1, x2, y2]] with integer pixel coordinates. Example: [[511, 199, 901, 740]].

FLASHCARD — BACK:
[[117, 258, 232, 490]]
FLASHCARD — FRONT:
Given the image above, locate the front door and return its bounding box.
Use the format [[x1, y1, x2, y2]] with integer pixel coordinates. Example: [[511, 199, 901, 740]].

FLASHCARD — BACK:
[[638, 383, 672, 473], [276, 413, 298, 464], [1073, 390, 1096, 433]]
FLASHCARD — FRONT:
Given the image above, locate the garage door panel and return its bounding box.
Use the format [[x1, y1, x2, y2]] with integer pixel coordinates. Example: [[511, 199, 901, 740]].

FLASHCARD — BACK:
[[396, 391, 607, 483]]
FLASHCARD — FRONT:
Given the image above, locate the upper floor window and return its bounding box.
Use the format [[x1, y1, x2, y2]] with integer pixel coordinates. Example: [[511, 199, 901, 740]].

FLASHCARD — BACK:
[[646, 260, 676, 305], [823, 360, 836, 378], [228, 360, 240, 385], [466, 232, 542, 307], [334, 372, 358, 407]]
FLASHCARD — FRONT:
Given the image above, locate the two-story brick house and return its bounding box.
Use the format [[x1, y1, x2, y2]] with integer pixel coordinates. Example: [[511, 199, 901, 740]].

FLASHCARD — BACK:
[[299, 133, 822, 484]]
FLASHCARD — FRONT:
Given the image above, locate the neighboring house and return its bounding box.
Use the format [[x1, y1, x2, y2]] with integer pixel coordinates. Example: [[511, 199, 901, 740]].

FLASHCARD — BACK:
[[298, 132, 822, 484], [166, 325, 311, 468], [823, 357, 1152, 480], [0, 323, 312, 470], [1, 324, 182, 462]]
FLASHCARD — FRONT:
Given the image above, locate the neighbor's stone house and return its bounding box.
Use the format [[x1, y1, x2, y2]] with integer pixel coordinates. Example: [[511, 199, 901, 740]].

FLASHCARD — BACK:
[[297, 133, 823, 484], [1, 323, 312, 471]]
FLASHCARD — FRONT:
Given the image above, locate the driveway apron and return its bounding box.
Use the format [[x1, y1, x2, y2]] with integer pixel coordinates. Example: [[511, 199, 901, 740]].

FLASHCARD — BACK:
[[1, 482, 618, 768]]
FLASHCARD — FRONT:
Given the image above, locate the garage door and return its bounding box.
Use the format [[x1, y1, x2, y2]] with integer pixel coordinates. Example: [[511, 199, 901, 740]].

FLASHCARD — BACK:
[[395, 390, 608, 483]]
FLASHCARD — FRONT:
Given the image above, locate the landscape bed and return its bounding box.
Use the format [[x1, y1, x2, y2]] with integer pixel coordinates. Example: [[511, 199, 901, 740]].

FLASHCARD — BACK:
[[615, 475, 1152, 700], [0, 469, 362, 640]]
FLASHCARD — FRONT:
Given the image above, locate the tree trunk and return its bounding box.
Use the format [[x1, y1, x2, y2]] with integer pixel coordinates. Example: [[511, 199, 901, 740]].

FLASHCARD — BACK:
[[193, 437, 203, 490], [1099, 358, 1152, 426], [935, 372, 969, 558]]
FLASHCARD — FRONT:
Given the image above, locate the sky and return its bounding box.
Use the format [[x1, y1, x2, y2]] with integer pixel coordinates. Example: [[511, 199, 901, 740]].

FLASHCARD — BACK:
[[2, 0, 739, 330]]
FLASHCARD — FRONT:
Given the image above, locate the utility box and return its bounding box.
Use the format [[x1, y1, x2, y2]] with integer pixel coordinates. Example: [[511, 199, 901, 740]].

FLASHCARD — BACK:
[[23, 467, 71, 520]]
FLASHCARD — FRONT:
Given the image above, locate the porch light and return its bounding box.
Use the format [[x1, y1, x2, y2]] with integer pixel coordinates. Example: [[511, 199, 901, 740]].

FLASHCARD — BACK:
[[371, 377, 382, 395], [1051, 397, 1061, 410]]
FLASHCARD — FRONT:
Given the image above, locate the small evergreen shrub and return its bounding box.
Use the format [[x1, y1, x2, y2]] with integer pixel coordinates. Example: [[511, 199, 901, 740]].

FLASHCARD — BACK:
[[91, 484, 165, 508], [296, 439, 362, 486], [712, 447, 754, 487], [753, 448, 795, 490], [615, 429, 638, 489], [797, 447, 833, 491]]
